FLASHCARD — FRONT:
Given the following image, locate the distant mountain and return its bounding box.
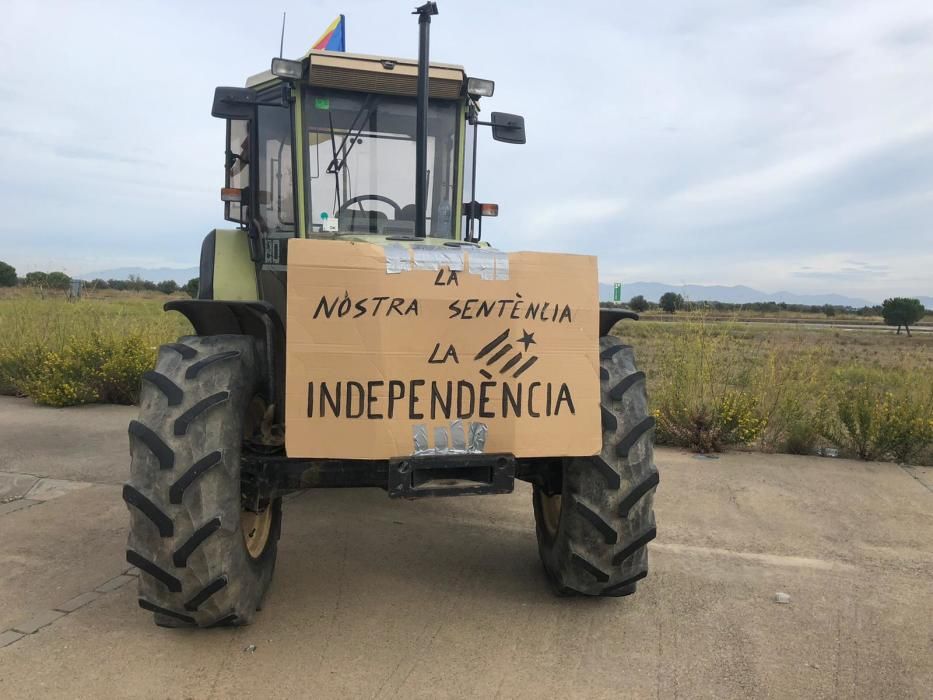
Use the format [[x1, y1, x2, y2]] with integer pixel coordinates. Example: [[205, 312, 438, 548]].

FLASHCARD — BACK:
[[79, 266, 199, 284], [600, 282, 875, 307]]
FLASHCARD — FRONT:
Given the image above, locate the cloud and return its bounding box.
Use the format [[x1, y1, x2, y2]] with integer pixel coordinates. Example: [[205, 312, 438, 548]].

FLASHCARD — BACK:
[[527, 197, 628, 231], [1, 0, 932, 300]]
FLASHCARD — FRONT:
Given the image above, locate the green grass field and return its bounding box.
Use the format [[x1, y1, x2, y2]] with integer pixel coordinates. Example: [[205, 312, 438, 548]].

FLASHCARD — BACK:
[[1, 292, 930, 464]]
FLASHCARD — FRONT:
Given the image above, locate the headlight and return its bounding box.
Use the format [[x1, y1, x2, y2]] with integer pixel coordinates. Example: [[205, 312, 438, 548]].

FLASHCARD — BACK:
[[466, 77, 495, 98], [271, 58, 303, 80]]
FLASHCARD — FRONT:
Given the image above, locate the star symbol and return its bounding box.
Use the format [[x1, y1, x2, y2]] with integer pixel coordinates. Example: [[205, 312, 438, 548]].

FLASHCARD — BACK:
[[518, 329, 536, 351]]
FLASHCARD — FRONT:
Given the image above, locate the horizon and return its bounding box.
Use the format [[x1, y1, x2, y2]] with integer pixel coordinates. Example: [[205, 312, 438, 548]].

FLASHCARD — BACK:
[[2, 1, 932, 301], [55, 263, 931, 307]]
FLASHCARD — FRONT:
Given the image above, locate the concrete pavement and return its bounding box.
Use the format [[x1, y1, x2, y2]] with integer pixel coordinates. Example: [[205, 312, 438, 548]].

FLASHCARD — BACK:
[[0, 396, 931, 698]]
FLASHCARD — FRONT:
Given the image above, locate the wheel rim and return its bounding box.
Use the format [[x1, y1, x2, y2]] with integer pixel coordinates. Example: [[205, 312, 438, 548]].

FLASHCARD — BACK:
[[539, 492, 562, 537], [241, 396, 273, 559], [241, 507, 273, 558]]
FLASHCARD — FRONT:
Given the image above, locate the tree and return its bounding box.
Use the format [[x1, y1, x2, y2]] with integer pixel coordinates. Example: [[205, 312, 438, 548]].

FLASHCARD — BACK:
[[46, 271, 72, 290], [127, 274, 145, 292], [882, 297, 924, 336], [184, 277, 200, 298], [0, 261, 16, 287], [659, 291, 684, 314], [25, 271, 49, 288], [156, 279, 179, 295], [822, 304, 836, 317], [628, 294, 649, 312]]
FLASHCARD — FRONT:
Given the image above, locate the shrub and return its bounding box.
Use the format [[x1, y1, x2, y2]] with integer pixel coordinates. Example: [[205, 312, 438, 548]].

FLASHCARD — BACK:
[[0, 297, 190, 405], [19, 332, 155, 407], [156, 279, 179, 294], [185, 277, 199, 298], [649, 317, 767, 452], [818, 370, 933, 462], [0, 261, 16, 287], [655, 389, 765, 452], [782, 418, 821, 455]]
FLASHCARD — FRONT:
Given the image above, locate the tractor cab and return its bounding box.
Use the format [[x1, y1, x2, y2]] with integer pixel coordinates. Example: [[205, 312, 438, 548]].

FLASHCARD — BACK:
[[211, 48, 525, 259]]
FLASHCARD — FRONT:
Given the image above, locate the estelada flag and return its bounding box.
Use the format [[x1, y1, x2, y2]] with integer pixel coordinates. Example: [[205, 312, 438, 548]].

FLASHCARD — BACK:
[[312, 15, 346, 52]]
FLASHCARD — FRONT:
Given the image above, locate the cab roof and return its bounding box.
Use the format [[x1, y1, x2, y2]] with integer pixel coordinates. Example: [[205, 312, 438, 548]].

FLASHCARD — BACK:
[[246, 49, 467, 100]]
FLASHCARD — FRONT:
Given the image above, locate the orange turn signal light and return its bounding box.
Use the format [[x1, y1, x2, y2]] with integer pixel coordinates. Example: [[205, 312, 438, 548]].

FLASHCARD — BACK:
[[221, 187, 242, 202]]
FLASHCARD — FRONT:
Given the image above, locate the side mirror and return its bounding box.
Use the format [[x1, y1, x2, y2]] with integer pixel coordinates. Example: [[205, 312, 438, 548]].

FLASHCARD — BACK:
[[490, 112, 526, 144], [211, 87, 260, 119]]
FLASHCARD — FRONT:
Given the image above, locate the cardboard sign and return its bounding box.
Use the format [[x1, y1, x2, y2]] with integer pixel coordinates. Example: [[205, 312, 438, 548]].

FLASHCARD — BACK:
[[285, 239, 600, 460]]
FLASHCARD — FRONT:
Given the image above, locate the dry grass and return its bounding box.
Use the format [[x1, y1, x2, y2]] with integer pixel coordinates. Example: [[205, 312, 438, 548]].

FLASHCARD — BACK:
[[623, 320, 933, 374], [0, 293, 191, 400], [617, 317, 933, 465]]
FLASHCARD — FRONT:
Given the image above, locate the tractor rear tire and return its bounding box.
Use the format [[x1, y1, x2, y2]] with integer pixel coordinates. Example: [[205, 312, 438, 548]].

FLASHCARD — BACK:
[[533, 336, 659, 596], [124, 334, 281, 627]]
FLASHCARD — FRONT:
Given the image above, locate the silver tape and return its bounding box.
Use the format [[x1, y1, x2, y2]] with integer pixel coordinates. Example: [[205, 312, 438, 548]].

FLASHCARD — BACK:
[[433, 426, 449, 451], [412, 424, 429, 453], [413, 245, 442, 270], [385, 244, 412, 274], [436, 248, 465, 271], [450, 419, 467, 451], [468, 249, 496, 280], [410, 420, 487, 455], [468, 422, 488, 452], [493, 251, 510, 280]]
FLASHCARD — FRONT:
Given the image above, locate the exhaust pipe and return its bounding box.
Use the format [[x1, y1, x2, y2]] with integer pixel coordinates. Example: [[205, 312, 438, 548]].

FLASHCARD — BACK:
[[413, 2, 438, 238]]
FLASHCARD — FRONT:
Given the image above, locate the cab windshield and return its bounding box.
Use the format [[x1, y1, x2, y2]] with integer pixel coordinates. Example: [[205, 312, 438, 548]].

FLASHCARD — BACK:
[[304, 89, 459, 238]]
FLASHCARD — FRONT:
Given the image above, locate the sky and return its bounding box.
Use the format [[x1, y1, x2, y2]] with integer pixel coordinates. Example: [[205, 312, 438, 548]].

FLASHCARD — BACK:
[[1, 0, 932, 302]]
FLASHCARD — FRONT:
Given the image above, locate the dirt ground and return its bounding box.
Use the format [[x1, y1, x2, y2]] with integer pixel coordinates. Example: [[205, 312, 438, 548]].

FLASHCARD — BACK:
[[0, 396, 930, 699]]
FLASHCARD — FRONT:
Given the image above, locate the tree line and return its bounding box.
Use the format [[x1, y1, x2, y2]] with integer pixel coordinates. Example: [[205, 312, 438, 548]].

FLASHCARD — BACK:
[[602, 293, 927, 335], [0, 261, 198, 297]]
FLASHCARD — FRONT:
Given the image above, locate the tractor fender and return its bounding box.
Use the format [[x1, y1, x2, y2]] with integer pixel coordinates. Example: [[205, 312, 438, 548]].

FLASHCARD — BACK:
[[198, 229, 259, 301], [599, 308, 639, 337], [164, 299, 285, 424]]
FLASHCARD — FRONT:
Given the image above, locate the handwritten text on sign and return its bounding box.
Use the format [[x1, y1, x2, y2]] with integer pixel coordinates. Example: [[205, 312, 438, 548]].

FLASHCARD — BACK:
[[285, 240, 600, 460]]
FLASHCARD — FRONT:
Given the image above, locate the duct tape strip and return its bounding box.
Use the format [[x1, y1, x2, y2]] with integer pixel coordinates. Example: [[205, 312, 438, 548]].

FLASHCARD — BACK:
[[468, 422, 488, 452], [413, 246, 466, 272], [412, 424, 429, 453], [493, 251, 509, 280], [450, 420, 467, 451], [433, 426, 449, 451], [385, 244, 412, 274], [413, 245, 441, 271], [468, 249, 496, 280], [436, 247, 465, 271], [411, 421, 488, 455]]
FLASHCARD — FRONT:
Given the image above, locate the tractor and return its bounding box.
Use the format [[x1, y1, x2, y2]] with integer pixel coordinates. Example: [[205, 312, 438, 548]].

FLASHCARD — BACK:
[[124, 3, 658, 628]]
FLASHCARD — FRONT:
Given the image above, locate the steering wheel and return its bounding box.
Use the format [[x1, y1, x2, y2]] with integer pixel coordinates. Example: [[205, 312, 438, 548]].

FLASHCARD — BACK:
[[338, 194, 402, 220]]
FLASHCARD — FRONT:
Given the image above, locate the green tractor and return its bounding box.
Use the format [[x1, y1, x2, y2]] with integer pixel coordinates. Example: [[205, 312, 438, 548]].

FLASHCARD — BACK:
[[124, 3, 658, 628]]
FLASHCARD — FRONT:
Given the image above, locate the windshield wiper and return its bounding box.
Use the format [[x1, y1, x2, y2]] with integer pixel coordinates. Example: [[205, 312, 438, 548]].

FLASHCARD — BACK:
[[326, 94, 380, 177], [327, 111, 342, 211]]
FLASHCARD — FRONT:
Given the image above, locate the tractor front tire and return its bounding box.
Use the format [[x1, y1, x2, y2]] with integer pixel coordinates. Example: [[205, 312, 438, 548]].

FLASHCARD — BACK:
[[533, 336, 659, 596], [124, 334, 281, 627]]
